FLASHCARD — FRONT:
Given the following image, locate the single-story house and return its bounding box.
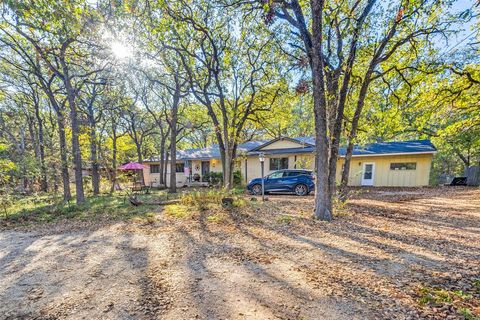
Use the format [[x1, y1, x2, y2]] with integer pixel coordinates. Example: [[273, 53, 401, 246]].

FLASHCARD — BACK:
[[143, 137, 436, 188]]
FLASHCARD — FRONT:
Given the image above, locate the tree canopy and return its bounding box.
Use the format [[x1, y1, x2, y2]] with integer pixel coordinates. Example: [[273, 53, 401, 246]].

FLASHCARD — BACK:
[[0, 0, 478, 218]]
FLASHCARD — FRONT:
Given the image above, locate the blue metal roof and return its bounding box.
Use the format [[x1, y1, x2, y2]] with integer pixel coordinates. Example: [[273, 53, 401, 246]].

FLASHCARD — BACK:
[[145, 138, 435, 162], [293, 136, 316, 145], [338, 139, 436, 156], [145, 140, 267, 162]]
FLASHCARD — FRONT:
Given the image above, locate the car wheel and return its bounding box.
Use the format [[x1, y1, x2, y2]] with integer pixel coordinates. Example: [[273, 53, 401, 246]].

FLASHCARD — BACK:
[[251, 184, 263, 195], [294, 184, 308, 196]]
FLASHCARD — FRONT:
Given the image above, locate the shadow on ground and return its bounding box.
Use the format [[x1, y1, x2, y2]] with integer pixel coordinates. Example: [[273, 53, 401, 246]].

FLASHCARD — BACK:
[[0, 187, 479, 319]]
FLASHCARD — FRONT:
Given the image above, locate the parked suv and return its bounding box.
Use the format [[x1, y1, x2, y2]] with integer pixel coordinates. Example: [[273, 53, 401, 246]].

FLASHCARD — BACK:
[[247, 169, 315, 196]]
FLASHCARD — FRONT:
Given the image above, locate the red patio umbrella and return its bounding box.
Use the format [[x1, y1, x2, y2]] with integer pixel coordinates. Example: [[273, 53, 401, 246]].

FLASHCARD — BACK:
[[119, 162, 147, 170], [119, 162, 147, 189]]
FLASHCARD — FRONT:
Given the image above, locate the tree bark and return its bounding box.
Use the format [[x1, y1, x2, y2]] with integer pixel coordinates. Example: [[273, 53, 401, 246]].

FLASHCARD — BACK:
[[59, 51, 85, 204], [110, 131, 118, 193], [159, 136, 167, 186], [169, 90, 180, 193], [135, 141, 145, 185], [57, 111, 72, 201], [164, 151, 169, 186], [26, 116, 41, 189], [33, 100, 48, 192], [86, 97, 100, 195], [19, 126, 28, 192], [339, 70, 375, 199], [310, 0, 332, 221]]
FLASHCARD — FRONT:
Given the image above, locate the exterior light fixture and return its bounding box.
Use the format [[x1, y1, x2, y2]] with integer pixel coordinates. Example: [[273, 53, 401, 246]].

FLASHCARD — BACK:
[[259, 152, 266, 201]]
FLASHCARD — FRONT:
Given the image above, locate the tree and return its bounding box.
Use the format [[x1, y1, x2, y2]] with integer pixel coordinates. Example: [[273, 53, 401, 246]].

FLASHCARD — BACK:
[[163, 0, 283, 188], [4, 0, 109, 204], [240, 0, 454, 219], [0, 25, 71, 201]]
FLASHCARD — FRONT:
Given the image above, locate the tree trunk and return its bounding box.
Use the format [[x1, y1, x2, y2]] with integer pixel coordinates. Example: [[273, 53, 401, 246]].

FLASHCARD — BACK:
[[169, 125, 178, 193], [339, 141, 354, 199], [219, 145, 231, 189], [110, 130, 118, 194], [36, 71, 70, 199], [19, 126, 28, 192], [159, 136, 167, 186], [310, 0, 332, 221], [164, 151, 169, 186], [169, 88, 181, 193], [26, 117, 42, 190], [169, 132, 177, 193], [57, 112, 71, 201], [135, 142, 145, 185], [87, 104, 100, 195], [339, 73, 374, 200], [61, 57, 85, 204], [90, 139, 100, 195], [67, 93, 85, 203], [34, 104, 48, 192]]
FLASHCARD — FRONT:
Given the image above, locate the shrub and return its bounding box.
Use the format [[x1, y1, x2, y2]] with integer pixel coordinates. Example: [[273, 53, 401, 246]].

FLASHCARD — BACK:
[[0, 193, 13, 218], [164, 204, 191, 218], [277, 215, 293, 224], [233, 170, 242, 186], [180, 189, 226, 209], [202, 172, 223, 185], [179, 189, 249, 211]]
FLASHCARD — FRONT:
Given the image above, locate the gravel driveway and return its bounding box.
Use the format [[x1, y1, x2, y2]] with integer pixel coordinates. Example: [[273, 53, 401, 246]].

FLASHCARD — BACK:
[[1, 187, 479, 319]]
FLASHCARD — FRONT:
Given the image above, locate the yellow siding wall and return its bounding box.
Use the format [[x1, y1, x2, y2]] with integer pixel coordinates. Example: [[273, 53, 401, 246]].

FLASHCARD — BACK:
[[145, 153, 433, 187], [191, 159, 223, 178], [210, 159, 223, 173], [336, 154, 433, 187], [141, 159, 225, 186], [143, 161, 189, 188], [191, 160, 202, 177], [242, 153, 432, 186], [143, 167, 151, 186], [242, 154, 315, 182]]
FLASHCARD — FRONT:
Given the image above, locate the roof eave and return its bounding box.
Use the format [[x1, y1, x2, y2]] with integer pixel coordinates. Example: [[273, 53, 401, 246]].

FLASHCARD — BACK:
[[249, 136, 314, 152], [339, 151, 437, 158]]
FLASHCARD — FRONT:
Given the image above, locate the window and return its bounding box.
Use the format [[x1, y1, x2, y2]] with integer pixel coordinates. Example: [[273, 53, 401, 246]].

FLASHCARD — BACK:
[[268, 171, 284, 179], [150, 165, 160, 174], [285, 171, 310, 177], [269, 157, 288, 170], [285, 171, 301, 177], [176, 163, 185, 173], [390, 162, 416, 170]]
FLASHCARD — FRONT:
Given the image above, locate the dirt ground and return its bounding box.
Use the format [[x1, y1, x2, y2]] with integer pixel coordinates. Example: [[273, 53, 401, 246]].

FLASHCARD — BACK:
[[1, 187, 479, 320]]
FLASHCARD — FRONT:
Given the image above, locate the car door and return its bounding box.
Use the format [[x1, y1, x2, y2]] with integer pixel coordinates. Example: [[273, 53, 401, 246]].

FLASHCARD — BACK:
[[265, 171, 285, 191], [283, 171, 302, 191]]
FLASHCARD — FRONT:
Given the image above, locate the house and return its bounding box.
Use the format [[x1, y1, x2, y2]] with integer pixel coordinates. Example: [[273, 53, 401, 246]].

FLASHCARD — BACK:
[[143, 137, 437, 188]]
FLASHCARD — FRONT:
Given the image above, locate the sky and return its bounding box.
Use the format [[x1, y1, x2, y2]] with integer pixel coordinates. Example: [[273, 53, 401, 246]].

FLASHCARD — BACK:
[[445, 0, 479, 52]]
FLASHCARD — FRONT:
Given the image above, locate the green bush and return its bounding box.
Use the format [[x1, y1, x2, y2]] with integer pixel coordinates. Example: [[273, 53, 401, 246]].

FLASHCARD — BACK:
[[233, 170, 242, 186], [202, 172, 223, 184], [179, 189, 248, 211], [180, 189, 226, 210], [201, 171, 242, 186], [0, 193, 13, 218]]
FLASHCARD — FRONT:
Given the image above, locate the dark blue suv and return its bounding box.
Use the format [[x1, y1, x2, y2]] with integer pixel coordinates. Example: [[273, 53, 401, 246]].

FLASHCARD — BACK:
[[247, 169, 315, 196]]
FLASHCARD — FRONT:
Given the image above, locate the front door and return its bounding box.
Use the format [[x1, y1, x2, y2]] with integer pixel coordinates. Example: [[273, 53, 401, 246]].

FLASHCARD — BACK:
[[201, 161, 210, 177], [361, 163, 375, 186]]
